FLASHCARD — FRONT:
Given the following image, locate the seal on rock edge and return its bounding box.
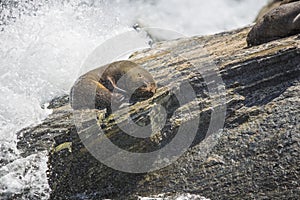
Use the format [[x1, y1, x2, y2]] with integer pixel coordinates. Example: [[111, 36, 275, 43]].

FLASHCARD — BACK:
[[254, 0, 299, 22], [247, 1, 300, 46], [70, 60, 157, 114]]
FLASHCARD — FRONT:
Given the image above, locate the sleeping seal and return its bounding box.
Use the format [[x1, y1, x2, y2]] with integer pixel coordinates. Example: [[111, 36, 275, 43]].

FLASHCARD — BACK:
[[254, 0, 299, 22], [70, 60, 157, 114], [247, 1, 300, 46]]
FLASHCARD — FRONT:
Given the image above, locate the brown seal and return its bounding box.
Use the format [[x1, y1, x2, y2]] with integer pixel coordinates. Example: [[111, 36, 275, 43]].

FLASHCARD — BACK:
[[247, 1, 300, 46], [255, 0, 299, 22], [70, 60, 157, 114]]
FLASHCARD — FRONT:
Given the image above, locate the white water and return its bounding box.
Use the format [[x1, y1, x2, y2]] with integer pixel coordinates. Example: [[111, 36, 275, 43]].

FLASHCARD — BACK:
[[0, 0, 268, 199]]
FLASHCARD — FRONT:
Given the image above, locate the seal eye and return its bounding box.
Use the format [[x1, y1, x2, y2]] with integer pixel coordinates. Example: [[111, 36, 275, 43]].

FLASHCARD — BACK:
[[137, 73, 145, 80]]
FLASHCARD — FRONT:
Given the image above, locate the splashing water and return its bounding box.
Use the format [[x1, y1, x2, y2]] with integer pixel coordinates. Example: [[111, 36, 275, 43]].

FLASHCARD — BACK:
[[0, 0, 267, 199]]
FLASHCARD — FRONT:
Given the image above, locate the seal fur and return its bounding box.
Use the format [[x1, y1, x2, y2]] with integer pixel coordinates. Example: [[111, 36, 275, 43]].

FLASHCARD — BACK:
[[70, 60, 157, 114], [247, 1, 300, 46]]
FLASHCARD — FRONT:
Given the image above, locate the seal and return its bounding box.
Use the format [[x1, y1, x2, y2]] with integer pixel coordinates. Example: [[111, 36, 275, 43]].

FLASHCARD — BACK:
[[255, 0, 282, 22], [247, 1, 300, 46], [70, 60, 157, 114], [254, 0, 299, 22], [280, 0, 300, 5]]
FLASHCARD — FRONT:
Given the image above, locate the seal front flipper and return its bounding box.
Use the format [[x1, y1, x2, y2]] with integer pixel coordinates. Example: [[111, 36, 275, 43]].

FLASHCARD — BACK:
[[94, 86, 125, 115], [107, 76, 127, 95]]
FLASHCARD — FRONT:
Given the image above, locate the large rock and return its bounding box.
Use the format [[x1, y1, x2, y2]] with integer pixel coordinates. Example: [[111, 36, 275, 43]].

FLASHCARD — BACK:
[[17, 26, 300, 199]]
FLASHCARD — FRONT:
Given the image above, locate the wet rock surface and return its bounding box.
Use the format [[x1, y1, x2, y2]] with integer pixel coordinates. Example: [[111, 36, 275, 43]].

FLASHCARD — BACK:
[[17, 26, 300, 199]]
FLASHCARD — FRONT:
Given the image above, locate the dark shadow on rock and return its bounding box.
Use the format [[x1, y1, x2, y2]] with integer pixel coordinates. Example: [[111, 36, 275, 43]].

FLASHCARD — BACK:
[[222, 48, 300, 107]]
